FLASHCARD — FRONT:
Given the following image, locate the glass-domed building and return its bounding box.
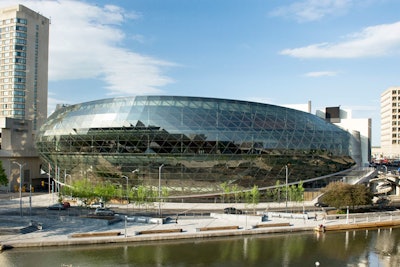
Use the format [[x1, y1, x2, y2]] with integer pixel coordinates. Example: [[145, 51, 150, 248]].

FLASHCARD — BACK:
[[35, 96, 357, 196]]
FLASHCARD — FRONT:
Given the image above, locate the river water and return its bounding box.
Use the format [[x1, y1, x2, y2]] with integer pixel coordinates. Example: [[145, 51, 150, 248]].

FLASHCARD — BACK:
[[1, 227, 400, 267]]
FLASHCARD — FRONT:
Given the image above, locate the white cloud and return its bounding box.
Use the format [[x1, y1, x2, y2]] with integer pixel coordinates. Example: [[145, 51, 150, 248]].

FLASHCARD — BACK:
[[270, 0, 353, 22], [281, 21, 400, 58], [1, 0, 175, 95], [305, 71, 337, 77]]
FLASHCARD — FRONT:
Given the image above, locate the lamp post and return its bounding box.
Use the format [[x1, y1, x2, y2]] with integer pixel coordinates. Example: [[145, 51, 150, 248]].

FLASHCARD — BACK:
[[13, 161, 26, 217], [122, 175, 129, 213], [285, 165, 288, 213], [130, 169, 139, 214], [158, 164, 164, 216]]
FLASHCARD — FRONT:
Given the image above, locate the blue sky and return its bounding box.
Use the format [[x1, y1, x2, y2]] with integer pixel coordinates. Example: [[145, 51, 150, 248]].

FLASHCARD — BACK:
[[2, 0, 400, 146]]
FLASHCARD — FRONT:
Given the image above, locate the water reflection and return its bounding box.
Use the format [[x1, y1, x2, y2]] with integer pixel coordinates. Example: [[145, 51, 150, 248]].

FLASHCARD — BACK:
[[1, 227, 400, 266]]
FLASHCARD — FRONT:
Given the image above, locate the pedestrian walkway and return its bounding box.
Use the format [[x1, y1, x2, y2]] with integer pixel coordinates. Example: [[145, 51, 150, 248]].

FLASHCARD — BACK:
[[1, 194, 400, 250]]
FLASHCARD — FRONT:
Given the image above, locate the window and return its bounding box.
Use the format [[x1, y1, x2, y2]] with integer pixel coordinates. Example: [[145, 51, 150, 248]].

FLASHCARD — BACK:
[[15, 32, 27, 38], [12, 109, 25, 116], [16, 18, 27, 25], [14, 58, 26, 64], [14, 84, 25, 90], [15, 26, 27, 32], [15, 38, 26, 45], [14, 77, 25, 83], [14, 96, 25, 103], [13, 103, 25, 109], [13, 51, 26, 57], [14, 45, 26, 51], [13, 90, 25, 96], [14, 64, 25, 70]]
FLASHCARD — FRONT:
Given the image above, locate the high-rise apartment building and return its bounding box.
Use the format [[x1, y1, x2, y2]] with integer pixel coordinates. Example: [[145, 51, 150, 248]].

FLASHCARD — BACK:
[[380, 86, 400, 158], [0, 4, 49, 130], [0, 5, 49, 192]]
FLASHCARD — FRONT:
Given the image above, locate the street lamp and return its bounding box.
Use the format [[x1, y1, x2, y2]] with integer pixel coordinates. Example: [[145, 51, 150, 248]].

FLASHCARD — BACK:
[[158, 164, 164, 216], [122, 175, 129, 213], [285, 165, 288, 213], [123, 169, 139, 215], [130, 169, 139, 213], [13, 161, 26, 217]]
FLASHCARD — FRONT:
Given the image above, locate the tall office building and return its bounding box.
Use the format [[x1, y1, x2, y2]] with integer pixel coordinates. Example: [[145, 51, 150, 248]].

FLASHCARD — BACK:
[[380, 86, 400, 158], [0, 4, 49, 130]]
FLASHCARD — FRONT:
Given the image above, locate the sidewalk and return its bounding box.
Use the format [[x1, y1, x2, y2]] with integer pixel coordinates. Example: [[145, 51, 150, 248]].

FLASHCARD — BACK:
[[1, 194, 400, 250]]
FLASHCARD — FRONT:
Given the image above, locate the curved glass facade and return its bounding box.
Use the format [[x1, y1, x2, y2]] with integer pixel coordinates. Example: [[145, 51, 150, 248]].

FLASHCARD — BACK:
[[35, 96, 356, 195]]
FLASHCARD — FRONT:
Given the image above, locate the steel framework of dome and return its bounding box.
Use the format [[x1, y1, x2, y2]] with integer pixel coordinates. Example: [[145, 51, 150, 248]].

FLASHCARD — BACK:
[[35, 96, 357, 195]]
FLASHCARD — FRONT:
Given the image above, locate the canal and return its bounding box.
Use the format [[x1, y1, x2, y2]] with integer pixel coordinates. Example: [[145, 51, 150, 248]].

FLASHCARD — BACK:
[[1, 227, 399, 266]]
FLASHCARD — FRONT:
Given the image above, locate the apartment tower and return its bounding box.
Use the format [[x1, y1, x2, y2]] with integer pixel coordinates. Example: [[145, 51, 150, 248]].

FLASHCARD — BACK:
[[381, 86, 400, 158], [0, 4, 49, 130], [0, 4, 49, 192]]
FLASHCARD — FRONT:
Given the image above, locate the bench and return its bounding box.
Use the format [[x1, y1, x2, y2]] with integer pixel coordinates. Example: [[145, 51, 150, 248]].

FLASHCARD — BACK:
[[70, 231, 121, 238], [252, 222, 291, 229], [136, 228, 183, 235], [196, 225, 239, 232]]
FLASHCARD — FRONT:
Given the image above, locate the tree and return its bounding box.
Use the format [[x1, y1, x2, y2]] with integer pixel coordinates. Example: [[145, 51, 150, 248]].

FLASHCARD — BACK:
[[0, 160, 8, 186], [135, 185, 148, 210], [231, 184, 241, 203], [289, 181, 304, 202], [220, 182, 231, 203], [321, 182, 373, 210], [245, 185, 260, 214], [273, 180, 281, 202], [93, 181, 116, 203]]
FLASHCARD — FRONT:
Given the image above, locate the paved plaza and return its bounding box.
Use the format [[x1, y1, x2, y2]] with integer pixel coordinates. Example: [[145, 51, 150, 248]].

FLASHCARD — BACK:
[[1, 193, 400, 249]]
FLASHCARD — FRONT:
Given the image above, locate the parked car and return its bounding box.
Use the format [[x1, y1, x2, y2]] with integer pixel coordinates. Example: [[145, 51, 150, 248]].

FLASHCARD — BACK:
[[314, 202, 329, 207], [94, 208, 114, 216], [47, 203, 66, 210], [224, 207, 243, 214], [89, 202, 104, 209]]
